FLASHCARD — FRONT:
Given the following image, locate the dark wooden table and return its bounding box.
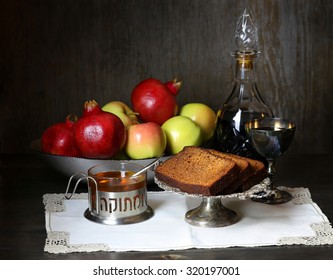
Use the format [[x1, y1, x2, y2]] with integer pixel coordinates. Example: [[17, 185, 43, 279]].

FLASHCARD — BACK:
[[1, 153, 333, 260]]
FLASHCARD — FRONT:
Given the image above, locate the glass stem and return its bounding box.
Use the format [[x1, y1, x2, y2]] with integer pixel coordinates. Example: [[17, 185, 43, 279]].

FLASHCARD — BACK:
[[267, 160, 276, 190]]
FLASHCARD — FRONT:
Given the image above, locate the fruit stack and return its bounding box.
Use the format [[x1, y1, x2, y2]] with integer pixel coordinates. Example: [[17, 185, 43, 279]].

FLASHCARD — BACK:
[[40, 78, 216, 160]]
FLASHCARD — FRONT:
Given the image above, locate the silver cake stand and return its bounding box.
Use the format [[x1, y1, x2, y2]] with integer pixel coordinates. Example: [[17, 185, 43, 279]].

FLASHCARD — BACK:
[[154, 177, 270, 228]]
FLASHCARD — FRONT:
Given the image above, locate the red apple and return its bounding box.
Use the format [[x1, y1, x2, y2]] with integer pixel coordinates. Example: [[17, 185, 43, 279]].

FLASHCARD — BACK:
[[124, 122, 167, 159]]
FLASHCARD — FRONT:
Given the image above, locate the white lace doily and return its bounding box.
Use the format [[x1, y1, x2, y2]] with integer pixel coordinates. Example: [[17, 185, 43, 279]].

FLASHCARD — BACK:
[[43, 187, 333, 254]]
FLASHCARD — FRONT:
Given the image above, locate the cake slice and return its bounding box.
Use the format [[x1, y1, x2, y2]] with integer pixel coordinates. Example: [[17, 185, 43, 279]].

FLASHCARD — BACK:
[[207, 149, 253, 195], [237, 157, 267, 192], [155, 146, 240, 196]]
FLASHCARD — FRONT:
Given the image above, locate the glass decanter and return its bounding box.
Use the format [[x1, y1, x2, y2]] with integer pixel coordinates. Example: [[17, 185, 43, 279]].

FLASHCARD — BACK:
[[213, 9, 274, 160]]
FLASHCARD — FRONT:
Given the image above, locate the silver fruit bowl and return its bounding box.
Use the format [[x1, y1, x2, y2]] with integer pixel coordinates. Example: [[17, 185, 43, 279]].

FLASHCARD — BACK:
[[30, 139, 169, 184]]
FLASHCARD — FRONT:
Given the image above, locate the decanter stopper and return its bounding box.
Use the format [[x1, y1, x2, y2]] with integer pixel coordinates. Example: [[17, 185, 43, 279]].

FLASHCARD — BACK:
[[235, 8, 258, 53]]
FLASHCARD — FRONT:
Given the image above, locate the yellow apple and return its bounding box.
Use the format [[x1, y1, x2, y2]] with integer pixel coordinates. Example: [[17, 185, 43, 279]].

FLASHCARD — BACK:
[[179, 103, 216, 142], [124, 122, 167, 159], [162, 116, 202, 154], [102, 101, 138, 127]]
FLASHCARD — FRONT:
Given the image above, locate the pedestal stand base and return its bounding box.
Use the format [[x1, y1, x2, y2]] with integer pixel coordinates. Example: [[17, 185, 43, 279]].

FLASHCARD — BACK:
[[185, 197, 238, 227]]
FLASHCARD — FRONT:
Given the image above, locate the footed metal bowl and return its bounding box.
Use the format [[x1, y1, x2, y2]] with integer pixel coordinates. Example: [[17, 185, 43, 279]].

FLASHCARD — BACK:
[[30, 139, 168, 184]]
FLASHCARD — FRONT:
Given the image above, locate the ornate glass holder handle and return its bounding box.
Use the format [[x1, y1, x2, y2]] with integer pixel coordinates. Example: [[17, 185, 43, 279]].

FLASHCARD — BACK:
[[245, 117, 296, 204]]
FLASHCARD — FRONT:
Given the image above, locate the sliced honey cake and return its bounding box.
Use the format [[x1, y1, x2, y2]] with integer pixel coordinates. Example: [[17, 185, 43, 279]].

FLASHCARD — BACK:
[[155, 146, 240, 196], [207, 149, 253, 195]]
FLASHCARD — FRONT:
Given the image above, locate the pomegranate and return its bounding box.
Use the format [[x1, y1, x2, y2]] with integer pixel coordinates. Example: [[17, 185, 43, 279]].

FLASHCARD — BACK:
[[73, 100, 126, 159], [41, 114, 81, 157], [165, 78, 182, 95], [131, 78, 181, 125]]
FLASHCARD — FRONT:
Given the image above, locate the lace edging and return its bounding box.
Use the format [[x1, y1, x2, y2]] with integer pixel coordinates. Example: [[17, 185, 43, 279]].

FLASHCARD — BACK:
[[280, 186, 313, 205], [276, 188, 333, 245], [278, 222, 333, 246], [44, 231, 110, 254], [43, 193, 88, 213], [43, 193, 110, 254]]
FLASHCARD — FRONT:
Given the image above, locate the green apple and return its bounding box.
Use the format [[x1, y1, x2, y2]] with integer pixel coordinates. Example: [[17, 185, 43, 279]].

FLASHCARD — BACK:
[[124, 122, 167, 159], [162, 116, 202, 154], [102, 101, 138, 127], [179, 103, 216, 142]]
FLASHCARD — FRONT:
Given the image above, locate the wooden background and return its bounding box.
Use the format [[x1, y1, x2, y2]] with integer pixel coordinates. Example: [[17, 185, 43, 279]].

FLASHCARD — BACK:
[[0, 0, 332, 154]]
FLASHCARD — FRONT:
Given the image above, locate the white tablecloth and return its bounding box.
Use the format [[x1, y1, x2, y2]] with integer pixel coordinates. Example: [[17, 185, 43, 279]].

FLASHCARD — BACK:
[[43, 188, 333, 254]]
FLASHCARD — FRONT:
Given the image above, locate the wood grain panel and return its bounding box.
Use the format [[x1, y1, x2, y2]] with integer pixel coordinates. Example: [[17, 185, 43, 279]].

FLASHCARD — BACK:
[[0, 0, 332, 154]]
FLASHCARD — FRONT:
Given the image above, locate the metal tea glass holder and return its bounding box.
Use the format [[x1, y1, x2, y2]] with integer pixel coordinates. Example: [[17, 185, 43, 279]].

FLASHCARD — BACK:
[[64, 169, 154, 226]]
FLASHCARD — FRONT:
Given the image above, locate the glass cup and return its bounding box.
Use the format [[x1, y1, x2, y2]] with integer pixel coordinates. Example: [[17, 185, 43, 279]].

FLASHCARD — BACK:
[[85, 162, 154, 225], [245, 117, 296, 204]]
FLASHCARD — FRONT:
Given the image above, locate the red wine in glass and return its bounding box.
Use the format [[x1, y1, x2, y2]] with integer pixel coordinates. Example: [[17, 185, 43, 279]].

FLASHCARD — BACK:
[[246, 118, 296, 204]]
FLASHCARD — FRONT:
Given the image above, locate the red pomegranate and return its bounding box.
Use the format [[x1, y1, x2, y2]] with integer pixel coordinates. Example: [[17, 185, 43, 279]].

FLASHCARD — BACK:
[[41, 114, 81, 157], [165, 78, 182, 95], [131, 78, 181, 125], [73, 100, 126, 159]]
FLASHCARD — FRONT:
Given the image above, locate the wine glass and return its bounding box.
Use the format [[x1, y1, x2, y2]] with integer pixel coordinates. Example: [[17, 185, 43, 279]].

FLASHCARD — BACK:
[[245, 118, 296, 204]]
